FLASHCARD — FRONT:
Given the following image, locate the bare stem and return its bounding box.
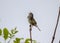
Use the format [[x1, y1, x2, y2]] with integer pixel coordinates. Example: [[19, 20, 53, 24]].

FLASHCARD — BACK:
[[29, 25, 32, 43], [51, 7, 60, 43]]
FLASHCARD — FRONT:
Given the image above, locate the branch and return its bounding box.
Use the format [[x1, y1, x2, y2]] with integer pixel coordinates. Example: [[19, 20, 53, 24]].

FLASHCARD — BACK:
[[29, 25, 32, 43], [51, 7, 60, 43]]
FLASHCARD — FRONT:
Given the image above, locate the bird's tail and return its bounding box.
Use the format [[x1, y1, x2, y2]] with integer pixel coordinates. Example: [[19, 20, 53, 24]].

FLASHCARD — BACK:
[[35, 25, 41, 31]]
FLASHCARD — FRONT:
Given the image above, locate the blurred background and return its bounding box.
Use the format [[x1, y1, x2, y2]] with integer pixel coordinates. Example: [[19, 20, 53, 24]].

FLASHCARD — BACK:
[[0, 0, 60, 43]]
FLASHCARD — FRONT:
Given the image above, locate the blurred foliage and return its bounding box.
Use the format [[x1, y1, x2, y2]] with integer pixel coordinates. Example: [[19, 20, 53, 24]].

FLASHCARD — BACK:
[[9, 27, 18, 38], [0, 42, 1, 43], [32, 40, 37, 43], [25, 38, 30, 43], [11, 27, 18, 34], [25, 38, 37, 43], [3, 28, 9, 40], [0, 27, 37, 43], [0, 27, 19, 43], [0, 29, 2, 36], [14, 38, 20, 43], [13, 38, 24, 43]]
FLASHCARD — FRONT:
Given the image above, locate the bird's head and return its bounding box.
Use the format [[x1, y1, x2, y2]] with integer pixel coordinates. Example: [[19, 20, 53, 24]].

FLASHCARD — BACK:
[[27, 12, 34, 19]]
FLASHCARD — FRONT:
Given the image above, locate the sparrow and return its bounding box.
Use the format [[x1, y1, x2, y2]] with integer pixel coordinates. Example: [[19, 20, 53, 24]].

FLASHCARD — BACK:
[[27, 12, 41, 31]]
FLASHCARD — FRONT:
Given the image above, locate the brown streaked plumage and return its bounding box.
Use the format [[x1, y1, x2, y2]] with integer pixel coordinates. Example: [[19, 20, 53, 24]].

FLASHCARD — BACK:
[[27, 12, 41, 31]]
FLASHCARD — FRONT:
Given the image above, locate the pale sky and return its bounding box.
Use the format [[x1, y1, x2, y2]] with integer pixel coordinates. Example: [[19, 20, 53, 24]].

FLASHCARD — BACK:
[[0, 0, 60, 43]]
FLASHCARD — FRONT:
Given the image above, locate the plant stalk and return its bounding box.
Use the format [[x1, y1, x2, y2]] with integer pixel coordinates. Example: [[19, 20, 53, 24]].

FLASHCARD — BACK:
[[29, 25, 32, 43], [51, 7, 60, 43]]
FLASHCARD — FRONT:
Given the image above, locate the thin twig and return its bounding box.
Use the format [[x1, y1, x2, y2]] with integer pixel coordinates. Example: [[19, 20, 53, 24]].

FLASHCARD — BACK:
[[8, 38, 12, 43], [51, 7, 60, 43], [29, 25, 32, 43], [8, 35, 15, 43]]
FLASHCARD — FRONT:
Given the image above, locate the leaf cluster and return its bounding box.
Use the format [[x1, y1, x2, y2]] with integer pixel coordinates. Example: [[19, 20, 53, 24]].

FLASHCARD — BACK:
[[0, 27, 18, 43], [0, 27, 37, 43]]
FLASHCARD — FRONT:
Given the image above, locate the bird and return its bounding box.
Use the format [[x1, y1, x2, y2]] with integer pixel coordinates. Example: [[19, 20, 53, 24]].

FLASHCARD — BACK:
[[27, 12, 41, 31]]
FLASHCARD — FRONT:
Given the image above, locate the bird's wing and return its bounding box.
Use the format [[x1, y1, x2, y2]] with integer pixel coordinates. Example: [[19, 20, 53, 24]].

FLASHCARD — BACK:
[[32, 18, 37, 25]]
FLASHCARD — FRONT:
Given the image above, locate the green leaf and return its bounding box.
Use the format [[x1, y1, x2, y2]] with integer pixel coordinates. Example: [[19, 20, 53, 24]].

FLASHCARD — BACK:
[[16, 38, 20, 41], [9, 34, 14, 38], [9, 27, 18, 39], [9, 33, 12, 36], [14, 38, 20, 43], [25, 38, 37, 43], [3, 28, 9, 40], [11, 27, 18, 34], [13, 38, 24, 43], [14, 40, 17, 43], [25, 38, 31, 43], [14, 31, 18, 34], [0, 29, 2, 36]]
